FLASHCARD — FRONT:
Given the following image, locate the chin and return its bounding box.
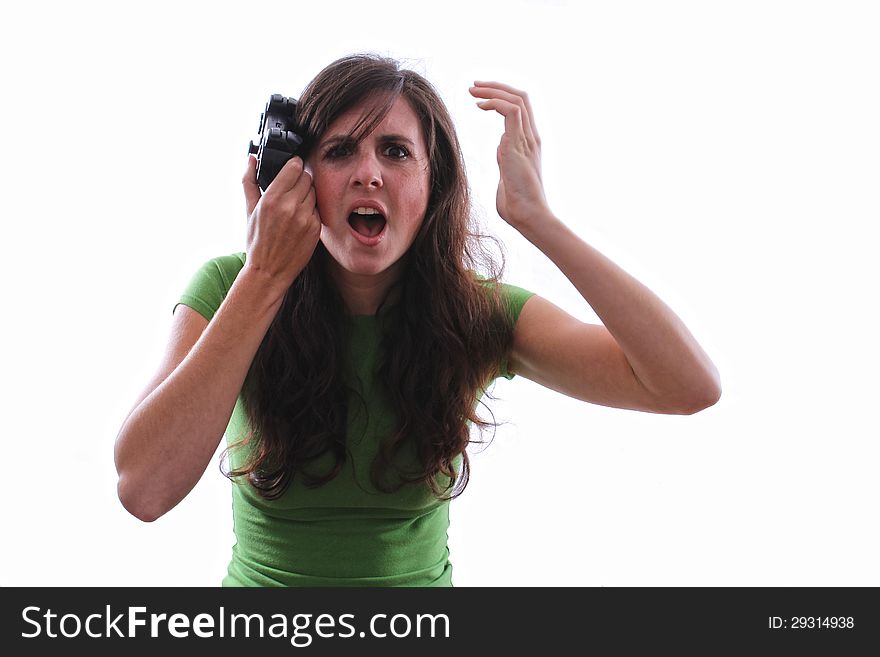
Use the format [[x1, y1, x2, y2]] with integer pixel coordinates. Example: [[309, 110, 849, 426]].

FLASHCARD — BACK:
[[345, 262, 387, 276], [322, 235, 407, 278], [327, 252, 391, 277]]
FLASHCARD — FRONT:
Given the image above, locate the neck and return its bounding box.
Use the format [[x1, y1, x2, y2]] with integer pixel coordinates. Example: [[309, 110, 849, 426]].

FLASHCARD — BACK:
[[326, 256, 406, 316]]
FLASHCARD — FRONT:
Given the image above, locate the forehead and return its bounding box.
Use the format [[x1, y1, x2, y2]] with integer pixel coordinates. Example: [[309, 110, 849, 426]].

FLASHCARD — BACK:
[[327, 96, 424, 146]]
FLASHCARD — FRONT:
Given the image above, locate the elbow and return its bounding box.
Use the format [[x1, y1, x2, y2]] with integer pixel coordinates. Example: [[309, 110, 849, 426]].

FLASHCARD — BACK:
[[115, 432, 167, 523], [679, 393, 720, 415], [649, 370, 721, 415], [117, 476, 164, 523], [678, 378, 722, 415]]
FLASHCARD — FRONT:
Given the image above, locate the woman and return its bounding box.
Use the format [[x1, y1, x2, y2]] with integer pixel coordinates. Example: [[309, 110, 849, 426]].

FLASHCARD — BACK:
[[114, 54, 720, 586]]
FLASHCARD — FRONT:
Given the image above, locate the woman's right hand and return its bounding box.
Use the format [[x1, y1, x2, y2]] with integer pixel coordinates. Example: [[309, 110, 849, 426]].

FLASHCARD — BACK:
[[242, 155, 323, 285]]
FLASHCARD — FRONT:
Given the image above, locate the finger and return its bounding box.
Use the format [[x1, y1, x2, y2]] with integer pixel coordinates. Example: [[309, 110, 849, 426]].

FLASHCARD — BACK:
[[309, 190, 326, 226], [475, 98, 528, 148], [471, 82, 539, 146], [242, 155, 261, 217], [471, 81, 540, 146], [265, 156, 306, 195], [301, 186, 317, 218], [283, 166, 313, 205]]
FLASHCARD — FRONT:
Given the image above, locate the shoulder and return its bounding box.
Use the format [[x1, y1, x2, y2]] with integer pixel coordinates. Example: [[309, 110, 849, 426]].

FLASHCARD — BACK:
[[470, 272, 537, 324], [189, 252, 247, 289], [207, 252, 247, 280], [177, 252, 247, 321]]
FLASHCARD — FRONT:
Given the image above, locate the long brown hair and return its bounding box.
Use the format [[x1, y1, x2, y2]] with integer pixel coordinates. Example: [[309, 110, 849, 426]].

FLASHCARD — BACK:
[[224, 54, 514, 500]]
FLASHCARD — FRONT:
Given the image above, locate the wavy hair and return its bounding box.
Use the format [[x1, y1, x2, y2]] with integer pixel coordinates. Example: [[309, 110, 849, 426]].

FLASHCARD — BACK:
[[223, 54, 514, 501]]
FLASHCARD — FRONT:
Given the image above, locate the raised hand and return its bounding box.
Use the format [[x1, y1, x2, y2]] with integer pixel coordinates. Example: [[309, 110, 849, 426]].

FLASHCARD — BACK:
[[242, 155, 323, 285], [470, 81, 552, 229]]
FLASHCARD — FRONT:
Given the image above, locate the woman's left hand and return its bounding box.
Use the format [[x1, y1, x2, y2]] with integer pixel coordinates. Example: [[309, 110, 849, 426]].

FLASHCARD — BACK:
[[470, 81, 552, 229]]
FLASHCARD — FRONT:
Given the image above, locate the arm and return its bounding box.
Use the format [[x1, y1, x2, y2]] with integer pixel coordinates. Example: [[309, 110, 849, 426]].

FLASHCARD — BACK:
[[508, 228, 720, 414], [115, 155, 322, 522], [471, 82, 720, 414], [114, 267, 288, 522]]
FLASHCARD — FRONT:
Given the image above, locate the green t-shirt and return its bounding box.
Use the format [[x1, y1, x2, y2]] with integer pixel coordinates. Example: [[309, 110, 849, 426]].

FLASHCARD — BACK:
[[176, 252, 534, 586]]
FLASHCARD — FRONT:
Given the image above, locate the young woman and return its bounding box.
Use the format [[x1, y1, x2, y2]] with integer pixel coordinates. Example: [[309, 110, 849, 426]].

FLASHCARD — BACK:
[[114, 54, 720, 586]]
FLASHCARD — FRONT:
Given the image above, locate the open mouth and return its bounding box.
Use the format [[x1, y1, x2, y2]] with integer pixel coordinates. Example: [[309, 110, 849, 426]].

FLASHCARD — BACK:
[[348, 211, 387, 238]]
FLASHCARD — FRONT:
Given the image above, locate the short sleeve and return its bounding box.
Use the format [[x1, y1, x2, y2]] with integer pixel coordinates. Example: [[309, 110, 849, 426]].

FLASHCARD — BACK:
[[174, 252, 247, 321], [496, 282, 536, 380]]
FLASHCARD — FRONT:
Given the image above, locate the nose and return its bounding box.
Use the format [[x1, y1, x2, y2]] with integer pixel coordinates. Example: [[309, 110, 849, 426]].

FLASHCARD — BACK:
[[350, 149, 383, 190]]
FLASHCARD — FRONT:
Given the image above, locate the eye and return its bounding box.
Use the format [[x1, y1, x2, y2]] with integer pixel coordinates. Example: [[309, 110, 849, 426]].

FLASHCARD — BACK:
[[383, 144, 410, 160], [323, 142, 353, 159]]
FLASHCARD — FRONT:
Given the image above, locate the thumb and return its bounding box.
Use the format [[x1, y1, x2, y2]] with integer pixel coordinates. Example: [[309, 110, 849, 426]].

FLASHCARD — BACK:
[[242, 155, 261, 217]]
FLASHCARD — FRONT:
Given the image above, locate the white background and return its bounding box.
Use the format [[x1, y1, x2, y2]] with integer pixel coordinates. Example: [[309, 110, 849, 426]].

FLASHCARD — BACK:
[[1, 0, 877, 586]]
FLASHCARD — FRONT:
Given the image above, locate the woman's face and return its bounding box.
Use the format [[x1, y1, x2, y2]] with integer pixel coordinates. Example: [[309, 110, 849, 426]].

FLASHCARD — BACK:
[[309, 95, 431, 279]]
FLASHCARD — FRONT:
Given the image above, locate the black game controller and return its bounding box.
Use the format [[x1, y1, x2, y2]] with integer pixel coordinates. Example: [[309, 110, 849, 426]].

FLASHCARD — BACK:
[[248, 94, 304, 192]]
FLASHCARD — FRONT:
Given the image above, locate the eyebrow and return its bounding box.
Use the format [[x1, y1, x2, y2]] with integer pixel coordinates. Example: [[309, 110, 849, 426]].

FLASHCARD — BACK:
[[320, 133, 416, 148]]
